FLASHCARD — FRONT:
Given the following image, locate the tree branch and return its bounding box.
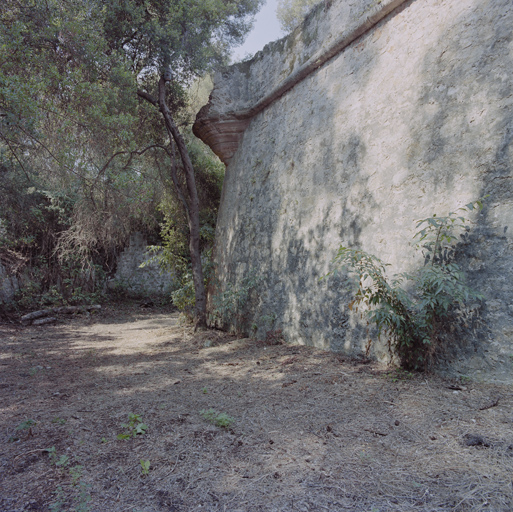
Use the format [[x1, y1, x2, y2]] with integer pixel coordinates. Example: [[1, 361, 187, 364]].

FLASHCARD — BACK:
[[90, 144, 170, 191], [0, 132, 32, 182], [137, 89, 157, 106]]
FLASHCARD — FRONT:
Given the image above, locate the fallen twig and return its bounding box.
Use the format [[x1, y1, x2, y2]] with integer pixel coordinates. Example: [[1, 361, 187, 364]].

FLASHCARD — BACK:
[[13, 448, 49, 465], [479, 398, 500, 411], [364, 428, 388, 437]]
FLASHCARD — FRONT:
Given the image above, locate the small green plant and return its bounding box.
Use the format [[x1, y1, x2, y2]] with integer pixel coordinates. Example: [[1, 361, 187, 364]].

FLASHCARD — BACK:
[[69, 465, 83, 486], [202, 387, 208, 394], [49, 486, 66, 512], [210, 270, 262, 333], [46, 446, 70, 468], [385, 369, 414, 382], [140, 459, 151, 476], [200, 408, 235, 428], [56, 454, 70, 467], [29, 366, 43, 376], [52, 417, 67, 425], [171, 272, 196, 320], [74, 481, 92, 512], [47, 450, 91, 511], [46, 446, 57, 460], [17, 418, 37, 432], [117, 413, 148, 440], [327, 200, 485, 370], [9, 419, 37, 441]]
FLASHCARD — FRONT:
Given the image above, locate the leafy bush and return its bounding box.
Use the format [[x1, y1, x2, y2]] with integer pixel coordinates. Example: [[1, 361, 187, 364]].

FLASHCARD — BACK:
[[209, 270, 262, 334], [171, 272, 196, 319], [328, 200, 485, 370]]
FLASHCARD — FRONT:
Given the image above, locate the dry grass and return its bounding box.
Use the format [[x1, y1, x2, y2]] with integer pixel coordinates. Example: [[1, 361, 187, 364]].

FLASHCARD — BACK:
[[1, 302, 512, 511]]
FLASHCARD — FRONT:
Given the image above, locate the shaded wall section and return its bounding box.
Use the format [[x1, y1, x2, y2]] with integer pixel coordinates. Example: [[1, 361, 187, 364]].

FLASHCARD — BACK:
[[0, 261, 19, 304], [109, 232, 175, 297], [194, 0, 513, 382]]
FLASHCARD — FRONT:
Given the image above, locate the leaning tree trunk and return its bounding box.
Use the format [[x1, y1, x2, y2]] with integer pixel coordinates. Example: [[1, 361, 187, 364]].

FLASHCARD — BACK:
[[137, 78, 208, 329], [156, 77, 207, 329], [157, 78, 207, 329]]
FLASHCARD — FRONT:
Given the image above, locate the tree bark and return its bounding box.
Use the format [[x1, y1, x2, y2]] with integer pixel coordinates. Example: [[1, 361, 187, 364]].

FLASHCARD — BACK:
[[153, 77, 207, 330]]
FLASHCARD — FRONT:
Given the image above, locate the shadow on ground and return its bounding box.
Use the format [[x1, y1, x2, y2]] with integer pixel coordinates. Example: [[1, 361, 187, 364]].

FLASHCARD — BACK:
[[1, 303, 512, 511]]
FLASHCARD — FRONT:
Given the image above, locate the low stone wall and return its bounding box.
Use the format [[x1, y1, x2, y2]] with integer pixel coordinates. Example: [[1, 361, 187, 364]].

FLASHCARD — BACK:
[[0, 261, 18, 304], [109, 232, 174, 297], [194, 0, 513, 382]]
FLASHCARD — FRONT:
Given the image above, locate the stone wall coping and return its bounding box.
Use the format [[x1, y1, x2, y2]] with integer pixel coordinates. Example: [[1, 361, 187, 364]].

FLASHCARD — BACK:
[[193, 0, 409, 163]]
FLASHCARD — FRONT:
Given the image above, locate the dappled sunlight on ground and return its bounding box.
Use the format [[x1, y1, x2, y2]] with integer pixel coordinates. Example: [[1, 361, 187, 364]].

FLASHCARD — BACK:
[[1, 302, 512, 511]]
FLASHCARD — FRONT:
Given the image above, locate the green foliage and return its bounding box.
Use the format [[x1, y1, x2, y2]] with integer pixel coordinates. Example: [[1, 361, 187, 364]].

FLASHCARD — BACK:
[[1, 1, 164, 308], [149, 139, 223, 316], [1, 0, 262, 319], [48, 457, 91, 512], [210, 270, 262, 333], [70, 465, 83, 485], [384, 369, 414, 382], [9, 418, 36, 441], [200, 409, 235, 428], [16, 418, 36, 430], [117, 413, 148, 440], [328, 201, 485, 370], [49, 487, 66, 512], [140, 459, 151, 476], [103, 0, 263, 81], [276, 0, 320, 32], [171, 272, 197, 319], [164, 248, 215, 320]]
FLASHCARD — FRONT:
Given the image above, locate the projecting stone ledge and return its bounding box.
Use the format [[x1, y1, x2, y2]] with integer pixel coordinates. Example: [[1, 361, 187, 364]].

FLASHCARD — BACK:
[[192, 105, 250, 165], [193, 0, 408, 164]]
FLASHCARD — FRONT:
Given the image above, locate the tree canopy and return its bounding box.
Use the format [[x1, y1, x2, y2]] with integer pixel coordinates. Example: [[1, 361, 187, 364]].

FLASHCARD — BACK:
[[276, 0, 319, 33], [1, 0, 262, 317]]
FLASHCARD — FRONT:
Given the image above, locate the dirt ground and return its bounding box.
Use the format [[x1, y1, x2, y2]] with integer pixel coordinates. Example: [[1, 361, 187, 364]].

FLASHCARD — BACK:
[[1, 302, 512, 512]]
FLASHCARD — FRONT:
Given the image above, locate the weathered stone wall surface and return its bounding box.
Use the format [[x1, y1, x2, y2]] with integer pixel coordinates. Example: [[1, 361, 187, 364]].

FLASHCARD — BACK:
[[194, 0, 513, 382], [110, 232, 174, 297], [0, 262, 19, 304]]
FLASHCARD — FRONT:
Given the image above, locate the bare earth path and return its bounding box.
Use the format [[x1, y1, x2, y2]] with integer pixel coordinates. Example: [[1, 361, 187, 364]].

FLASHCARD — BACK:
[[1, 303, 512, 512]]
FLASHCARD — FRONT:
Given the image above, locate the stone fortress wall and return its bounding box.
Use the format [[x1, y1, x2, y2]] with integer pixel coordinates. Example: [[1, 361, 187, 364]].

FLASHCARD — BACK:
[[194, 0, 513, 382], [110, 232, 174, 297]]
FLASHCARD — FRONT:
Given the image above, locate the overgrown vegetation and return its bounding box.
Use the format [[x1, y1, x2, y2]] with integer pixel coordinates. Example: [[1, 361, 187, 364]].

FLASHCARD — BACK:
[[0, 0, 263, 319], [328, 200, 485, 370], [209, 270, 262, 333], [146, 136, 223, 321]]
